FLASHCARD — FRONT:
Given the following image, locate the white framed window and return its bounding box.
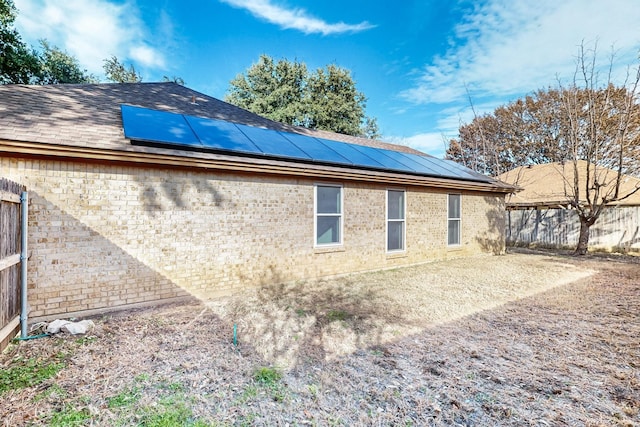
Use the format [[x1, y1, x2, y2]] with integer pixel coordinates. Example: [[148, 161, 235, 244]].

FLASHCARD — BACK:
[[315, 184, 342, 246], [387, 189, 405, 252], [448, 194, 461, 246]]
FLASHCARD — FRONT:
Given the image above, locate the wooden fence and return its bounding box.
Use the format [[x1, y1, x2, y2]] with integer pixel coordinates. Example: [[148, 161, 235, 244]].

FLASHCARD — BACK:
[[507, 206, 640, 252], [0, 178, 26, 351]]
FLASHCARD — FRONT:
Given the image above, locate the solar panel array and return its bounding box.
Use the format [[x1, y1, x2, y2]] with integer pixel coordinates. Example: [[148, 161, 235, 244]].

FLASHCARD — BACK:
[[121, 104, 491, 183]]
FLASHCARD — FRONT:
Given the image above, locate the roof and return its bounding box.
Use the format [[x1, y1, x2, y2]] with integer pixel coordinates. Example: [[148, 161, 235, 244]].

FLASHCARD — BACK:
[[0, 82, 421, 153], [497, 161, 640, 208], [0, 82, 512, 192]]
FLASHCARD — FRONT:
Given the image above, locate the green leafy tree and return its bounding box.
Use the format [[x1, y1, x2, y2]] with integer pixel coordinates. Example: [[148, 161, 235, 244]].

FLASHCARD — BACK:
[[1, 1, 94, 84], [226, 55, 379, 138], [305, 64, 366, 136], [103, 55, 142, 83], [36, 40, 96, 84], [361, 116, 381, 140], [0, 0, 39, 83], [227, 55, 307, 126], [162, 75, 185, 85]]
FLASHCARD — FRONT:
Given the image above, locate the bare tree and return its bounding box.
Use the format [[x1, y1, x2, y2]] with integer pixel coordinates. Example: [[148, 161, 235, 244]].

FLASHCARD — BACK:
[[559, 43, 640, 254], [449, 43, 640, 254]]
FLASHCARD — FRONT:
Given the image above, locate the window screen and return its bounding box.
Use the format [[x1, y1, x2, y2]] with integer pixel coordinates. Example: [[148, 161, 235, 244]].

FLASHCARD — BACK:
[[387, 190, 405, 251], [316, 185, 342, 245], [448, 194, 461, 245]]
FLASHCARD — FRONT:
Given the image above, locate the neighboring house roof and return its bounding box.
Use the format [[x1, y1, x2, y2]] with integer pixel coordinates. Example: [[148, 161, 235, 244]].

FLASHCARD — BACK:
[[497, 161, 640, 208], [0, 82, 513, 192]]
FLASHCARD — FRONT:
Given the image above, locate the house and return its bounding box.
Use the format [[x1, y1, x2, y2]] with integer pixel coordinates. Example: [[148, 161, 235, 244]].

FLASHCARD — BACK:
[[497, 161, 640, 251], [0, 83, 513, 320]]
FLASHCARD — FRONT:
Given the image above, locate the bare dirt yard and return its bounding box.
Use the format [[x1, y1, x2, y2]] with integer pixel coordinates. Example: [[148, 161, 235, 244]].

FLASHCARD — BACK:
[[1, 249, 638, 426]]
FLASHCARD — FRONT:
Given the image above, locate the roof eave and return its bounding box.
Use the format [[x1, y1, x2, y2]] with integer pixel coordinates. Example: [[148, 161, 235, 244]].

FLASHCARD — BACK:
[[506, 200, 640, 209], [0, 139, 514, 193]]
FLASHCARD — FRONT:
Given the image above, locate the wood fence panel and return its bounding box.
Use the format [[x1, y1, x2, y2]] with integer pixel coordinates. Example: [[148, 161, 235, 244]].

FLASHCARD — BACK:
[[0, 177, 25, 351], [0, 264, 18, 329], [507, 206, 640, 251]]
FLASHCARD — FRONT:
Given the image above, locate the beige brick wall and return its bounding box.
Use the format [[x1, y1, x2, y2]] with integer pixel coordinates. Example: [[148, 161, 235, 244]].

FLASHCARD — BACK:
[[1, 157, 505, 318]]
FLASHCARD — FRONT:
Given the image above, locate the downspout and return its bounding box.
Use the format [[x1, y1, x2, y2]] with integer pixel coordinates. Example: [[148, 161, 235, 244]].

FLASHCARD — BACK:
[[16, 191, 48, 342], [20, 191, 28, 338]]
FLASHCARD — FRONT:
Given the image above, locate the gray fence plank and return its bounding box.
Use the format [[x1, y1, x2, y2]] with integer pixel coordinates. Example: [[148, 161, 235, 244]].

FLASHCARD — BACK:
[[0, 177, 25, 351], [507, 206, 640, 251]]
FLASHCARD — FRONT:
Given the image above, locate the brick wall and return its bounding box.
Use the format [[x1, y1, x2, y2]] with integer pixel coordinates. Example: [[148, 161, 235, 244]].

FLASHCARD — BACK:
[[1, 157, 505, 319]]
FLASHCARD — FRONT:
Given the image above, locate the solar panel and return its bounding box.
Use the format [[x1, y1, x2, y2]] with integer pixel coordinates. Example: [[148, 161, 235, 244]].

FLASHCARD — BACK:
[[121, 104, 492, 183], [409, 154, 467, 179], [121, 105, 200, 147], [439, 159, 491, 181], [313, 137, 385, 169], [381, 151, 442, 175], [348, 144, 416, 172], [184, 115, 261, 154], [235, 124, 311, 160], [279, 132, 353, 165]]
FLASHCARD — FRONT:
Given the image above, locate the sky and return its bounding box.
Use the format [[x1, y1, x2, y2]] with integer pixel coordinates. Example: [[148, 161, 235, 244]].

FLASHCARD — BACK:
[[12, 0, 640, 158]]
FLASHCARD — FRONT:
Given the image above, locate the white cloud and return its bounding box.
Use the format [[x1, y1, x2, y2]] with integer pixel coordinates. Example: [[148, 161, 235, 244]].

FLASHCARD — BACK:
[[394, 0, 640, 157], [14, 0, 167, 75], [400, 0, 640, 105], [130, 45, 166, 69], [436, 102, 498, 132], [388, 132, 451, 158], [219, 0, 375, 35]]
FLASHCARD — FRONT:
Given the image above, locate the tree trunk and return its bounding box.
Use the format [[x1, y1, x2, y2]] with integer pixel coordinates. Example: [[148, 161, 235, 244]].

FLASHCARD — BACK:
[[574, 218, 591, 255]]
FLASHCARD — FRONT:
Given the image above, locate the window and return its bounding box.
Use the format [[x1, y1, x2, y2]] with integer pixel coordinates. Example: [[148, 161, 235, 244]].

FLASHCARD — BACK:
[[315, 184, 342, 246], [448, 194, 461, 246], [387, 190, 405, 251]]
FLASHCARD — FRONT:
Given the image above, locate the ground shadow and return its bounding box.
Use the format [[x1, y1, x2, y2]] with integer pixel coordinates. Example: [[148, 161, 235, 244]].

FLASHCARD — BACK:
[[214, 250, 600, 371], [219, 273, 412, 370]]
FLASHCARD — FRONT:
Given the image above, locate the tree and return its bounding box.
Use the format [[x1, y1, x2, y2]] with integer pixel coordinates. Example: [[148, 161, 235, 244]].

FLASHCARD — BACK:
[[0, 0, 39, 83], [447, 89, 572, 176], [36, 40, 96, 84], [305, 64, 367, 136], [226, 55, 379, 138], [361, 116, 381, 140], [103, 55, 142, 83], [163, 75, 185, 85], [449, 44, 640, 255], [2, 1, 184, 86], [227, 55, 307, 126], [558, 45, 640, 254], [1, 0, 94, 84]]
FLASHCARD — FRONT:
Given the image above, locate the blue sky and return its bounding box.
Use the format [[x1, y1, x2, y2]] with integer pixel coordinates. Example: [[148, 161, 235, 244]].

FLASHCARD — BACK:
[[13, 0, 640, 157]]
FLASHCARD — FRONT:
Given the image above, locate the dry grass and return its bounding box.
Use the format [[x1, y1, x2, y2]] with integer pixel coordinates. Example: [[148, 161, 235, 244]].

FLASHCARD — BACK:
[[1, 249, 638, 426], [211, 252, 594, 368]]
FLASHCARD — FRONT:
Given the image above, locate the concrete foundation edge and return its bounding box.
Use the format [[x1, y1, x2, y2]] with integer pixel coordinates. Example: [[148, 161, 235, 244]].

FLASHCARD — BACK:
[[29, 296, 198, 324]]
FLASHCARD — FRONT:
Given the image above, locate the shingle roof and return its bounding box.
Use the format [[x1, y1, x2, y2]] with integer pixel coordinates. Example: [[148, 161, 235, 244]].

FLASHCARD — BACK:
[[497, 161, 640, 207], [0, 82, 424, 155], [0, 82, 513, 192]]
